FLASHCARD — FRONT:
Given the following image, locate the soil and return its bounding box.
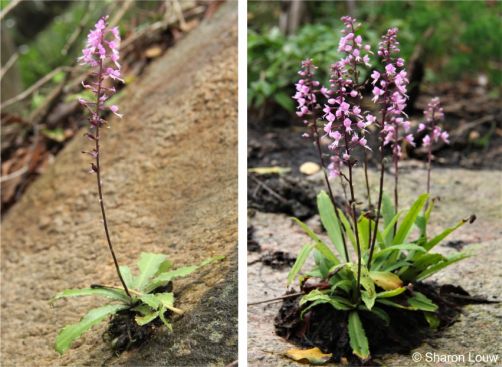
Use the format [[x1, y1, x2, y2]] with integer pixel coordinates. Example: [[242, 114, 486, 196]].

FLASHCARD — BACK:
[[274, 282, 488, 366], [249, 251, 297, 270], [1, 3, 237, 366], [248, 173, 318, 219]]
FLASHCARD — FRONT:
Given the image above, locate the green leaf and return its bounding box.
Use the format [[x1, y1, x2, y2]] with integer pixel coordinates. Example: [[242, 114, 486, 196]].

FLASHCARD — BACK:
[[145, 265, 197, 293], [41, 128, 65, 142], [377, 299, 412, 309], [330, 279, 353, 294], [381, 212, 401, 247], [158, 308, 173, 331], [393, 194, 429, 245], [416, 252, 469, 281], [382, 193, 396, 229], [376, 287, 406, 298], [55, 304, 128, 354], [119, 266, 135, 289], [292, 217, 340, 266], [135, 310, 160, 326], [336, 209, 357, 250], [317, 191, 346, 260], [139, 294, 162, 309], [131, 304, 153, 316], [274, 91, 295, 111], [52, 287, 130, 304], [407, 292, 438, 312], [424, 312, 440, 329], [300, 290, 354, 313], [423, 218, 469, 251], [348, 311, 370, 360], [349, 264, 376, 310], [144, 256, 223, 293], [156, 260, 173, 275], [134, 253, 168, 291], [400, 253, 445, 281], [357, 215, 371, 251], [155, 292, 174, 308], [373, 244, 426, 259]]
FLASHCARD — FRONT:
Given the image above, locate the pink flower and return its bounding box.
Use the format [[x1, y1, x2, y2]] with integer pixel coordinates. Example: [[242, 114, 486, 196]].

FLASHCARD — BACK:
[[423, 135, 431, 147], [109, 105, 123, 118], [385, 63, 396, 75]]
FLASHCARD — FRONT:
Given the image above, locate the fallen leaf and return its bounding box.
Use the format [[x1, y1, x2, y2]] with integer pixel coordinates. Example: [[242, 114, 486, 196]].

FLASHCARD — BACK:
[[248, 166, 291, 175], [300, 162, 321, 175], [285, 347, 332, 365]]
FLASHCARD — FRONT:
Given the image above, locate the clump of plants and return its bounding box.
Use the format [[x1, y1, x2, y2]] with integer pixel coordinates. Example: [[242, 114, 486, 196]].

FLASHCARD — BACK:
[[51, 16, 222, 355], [278, 16, 475, 363]]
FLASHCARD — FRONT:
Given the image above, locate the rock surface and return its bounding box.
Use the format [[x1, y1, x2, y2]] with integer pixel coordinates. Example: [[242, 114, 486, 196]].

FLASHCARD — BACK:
[[248, 166, 502, 366], [1, 2, 237, 366]]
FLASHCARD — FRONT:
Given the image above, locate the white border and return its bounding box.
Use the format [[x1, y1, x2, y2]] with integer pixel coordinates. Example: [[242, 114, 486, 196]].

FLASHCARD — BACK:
[[237, 0, 248, 364]]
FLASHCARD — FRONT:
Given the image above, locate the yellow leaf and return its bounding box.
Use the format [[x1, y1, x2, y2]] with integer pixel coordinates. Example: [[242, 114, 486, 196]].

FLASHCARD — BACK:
[[370, 271, 403, 290], [285, 347, 332, 365], [248, 166, 291, 175]]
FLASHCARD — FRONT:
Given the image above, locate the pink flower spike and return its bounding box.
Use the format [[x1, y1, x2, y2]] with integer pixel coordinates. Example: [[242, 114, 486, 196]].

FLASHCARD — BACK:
[[109, 105, 123, 118]]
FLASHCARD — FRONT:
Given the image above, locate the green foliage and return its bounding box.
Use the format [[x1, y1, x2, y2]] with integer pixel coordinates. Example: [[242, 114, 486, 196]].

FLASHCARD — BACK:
[[248, 24, 346, 112], [348, 311, 370, 360], [248, 2, 502, 112], [52, 253, 224, 354], [288, 191, 470, 360]]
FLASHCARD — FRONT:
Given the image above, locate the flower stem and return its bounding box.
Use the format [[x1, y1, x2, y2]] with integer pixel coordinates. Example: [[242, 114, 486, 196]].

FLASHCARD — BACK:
[[94, 60, 131, 299], [311, 124, 350, 262], [367, 145, 384, 271]]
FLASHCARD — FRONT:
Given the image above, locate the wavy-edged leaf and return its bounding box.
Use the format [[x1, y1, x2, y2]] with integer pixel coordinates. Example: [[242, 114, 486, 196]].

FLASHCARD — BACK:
[[348, 311, 370, 360], [55, 304, 128, 354], [300, 289, 353, 317], [369, 271, 403, 291], [134, 253, 168, 290], [416, 252, 469, 281], [155, 292, 183, 314], [158, 308, 173, 331], [317, 191, 346, 260], [132, 304, 153, 316], [393, 194, 428, 245], [52, 287, 129, 304], [135, 310, 159, 326], [139, 293, 162, 309], [423, 218, 469, 251], [144, 256, 223, 293], [146, 265, 197, 293], [156, 260, 173, 275]]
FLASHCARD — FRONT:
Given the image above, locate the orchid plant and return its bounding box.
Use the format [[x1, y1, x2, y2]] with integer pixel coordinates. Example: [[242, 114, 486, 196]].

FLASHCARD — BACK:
[[289, 16, 472, 361], [52, 16, 222, 354]]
